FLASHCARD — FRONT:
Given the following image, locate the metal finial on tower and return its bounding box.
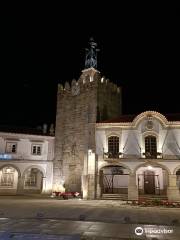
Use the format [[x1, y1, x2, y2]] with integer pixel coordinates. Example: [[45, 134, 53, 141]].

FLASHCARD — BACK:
[[85, 37, 100, 69]]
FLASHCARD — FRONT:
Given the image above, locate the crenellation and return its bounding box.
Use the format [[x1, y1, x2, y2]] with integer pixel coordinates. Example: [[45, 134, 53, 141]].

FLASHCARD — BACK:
[[71, 79, 76, 86], [58, 84, 63, 93], [64, 81, 70, 91]]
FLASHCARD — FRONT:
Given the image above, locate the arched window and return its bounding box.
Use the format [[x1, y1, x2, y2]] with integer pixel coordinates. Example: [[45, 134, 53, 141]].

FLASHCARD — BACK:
[[24, 168, 38, 187], [0, 166, 15, 187], [108, 136, 119, 158], [145, 136, 157, 158]]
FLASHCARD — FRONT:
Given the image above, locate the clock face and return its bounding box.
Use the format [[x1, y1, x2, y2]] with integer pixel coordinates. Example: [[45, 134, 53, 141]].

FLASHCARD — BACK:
[[71, 85, 80, 96]]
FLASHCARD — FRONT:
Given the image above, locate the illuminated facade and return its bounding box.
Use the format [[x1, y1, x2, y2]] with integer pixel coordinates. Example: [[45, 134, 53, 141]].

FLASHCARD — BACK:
[[1, 39, 180, 200], [96, 111, 180, 201], [0, 131, 54, 195], [54, 66, 180, 201]]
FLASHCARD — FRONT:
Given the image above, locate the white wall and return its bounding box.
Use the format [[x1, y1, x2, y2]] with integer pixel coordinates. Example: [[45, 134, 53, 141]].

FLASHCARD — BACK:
[[0, 133, 54, 161], [96, 117, 180, 158], [0, 132, 54, 194]]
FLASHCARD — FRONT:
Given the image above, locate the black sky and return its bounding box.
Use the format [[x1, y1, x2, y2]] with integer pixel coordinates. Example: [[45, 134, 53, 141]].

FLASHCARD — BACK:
[[1, 6, 180, 127]]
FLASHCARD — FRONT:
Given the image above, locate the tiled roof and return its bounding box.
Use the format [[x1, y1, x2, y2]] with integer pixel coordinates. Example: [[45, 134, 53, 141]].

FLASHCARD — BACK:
[[98, 115, 136, 123], [99, 113, 180, 123]]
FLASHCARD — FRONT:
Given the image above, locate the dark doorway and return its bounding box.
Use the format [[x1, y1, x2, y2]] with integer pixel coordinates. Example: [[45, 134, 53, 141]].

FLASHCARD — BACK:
[[144, 170, 155, 194]]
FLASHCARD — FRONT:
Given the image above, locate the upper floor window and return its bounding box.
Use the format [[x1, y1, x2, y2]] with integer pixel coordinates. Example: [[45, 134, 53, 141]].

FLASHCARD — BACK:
[[145, 136, 157, 158], [31, 144, 42, 155], [5, 142, 17, 153], [108, 136, 119, 158]]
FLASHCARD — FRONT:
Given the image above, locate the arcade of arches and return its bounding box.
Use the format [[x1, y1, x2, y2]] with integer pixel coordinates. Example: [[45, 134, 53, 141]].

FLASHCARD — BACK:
[[97, 164, 180, 201], [0, 165, 44, 195]]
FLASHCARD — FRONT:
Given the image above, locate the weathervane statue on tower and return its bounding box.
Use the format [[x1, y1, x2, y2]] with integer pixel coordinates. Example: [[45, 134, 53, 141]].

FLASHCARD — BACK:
[[85, 38, 100, 69]]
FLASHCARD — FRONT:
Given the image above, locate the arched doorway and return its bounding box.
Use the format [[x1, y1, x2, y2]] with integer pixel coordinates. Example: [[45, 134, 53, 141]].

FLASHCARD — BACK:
[[0, 165, 19, 194], [100, 165, 129, 198], [23, 167, 43, 194], [136, 165, 169, 196]]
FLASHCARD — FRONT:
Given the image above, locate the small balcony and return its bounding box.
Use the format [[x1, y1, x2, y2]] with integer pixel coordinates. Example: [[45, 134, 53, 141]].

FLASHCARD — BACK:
[[142, 152, 162, 159], [103, 151, 123, 159]]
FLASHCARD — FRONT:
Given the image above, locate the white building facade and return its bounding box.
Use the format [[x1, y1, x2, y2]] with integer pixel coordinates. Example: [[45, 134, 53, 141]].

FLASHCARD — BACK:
[[94, 111, 180, 201], [0, 131, 54, 195]]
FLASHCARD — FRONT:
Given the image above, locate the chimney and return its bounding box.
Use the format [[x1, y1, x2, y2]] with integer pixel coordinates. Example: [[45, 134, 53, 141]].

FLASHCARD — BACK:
[[43, 124, 48, 134], [49, 124, 55, 135]]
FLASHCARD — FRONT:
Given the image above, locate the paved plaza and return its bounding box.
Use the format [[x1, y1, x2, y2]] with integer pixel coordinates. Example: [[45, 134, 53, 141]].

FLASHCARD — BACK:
[[0, 195, 179, 239]]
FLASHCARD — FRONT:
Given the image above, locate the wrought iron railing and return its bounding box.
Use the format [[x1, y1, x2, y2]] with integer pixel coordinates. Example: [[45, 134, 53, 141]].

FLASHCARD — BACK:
[[103, 151, 122, 159]]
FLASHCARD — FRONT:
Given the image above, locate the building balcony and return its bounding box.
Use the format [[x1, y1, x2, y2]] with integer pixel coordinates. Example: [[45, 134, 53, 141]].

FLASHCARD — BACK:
[[142, 152, 163, 159], [103, 152, 123, 160]]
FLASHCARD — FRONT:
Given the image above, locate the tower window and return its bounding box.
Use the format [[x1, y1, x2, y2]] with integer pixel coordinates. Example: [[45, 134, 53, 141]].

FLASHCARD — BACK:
[[145, 136, 157, 158], [108, 136, 119, 158]]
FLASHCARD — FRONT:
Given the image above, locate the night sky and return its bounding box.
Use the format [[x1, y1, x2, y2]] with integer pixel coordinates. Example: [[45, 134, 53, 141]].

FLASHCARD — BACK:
[[1, 6, 180, 128]]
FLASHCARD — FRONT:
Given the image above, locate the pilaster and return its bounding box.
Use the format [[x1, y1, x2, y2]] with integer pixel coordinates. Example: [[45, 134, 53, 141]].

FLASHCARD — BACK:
[[167, 174, 180, 201], [128, 174, 138, 200]]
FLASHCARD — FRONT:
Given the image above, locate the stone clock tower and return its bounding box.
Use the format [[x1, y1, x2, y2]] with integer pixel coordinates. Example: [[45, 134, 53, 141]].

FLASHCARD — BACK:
[[53, 38, 122, 198]]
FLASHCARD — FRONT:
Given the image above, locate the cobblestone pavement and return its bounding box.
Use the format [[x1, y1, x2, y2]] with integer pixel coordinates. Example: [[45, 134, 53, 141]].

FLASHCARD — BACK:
[[0, 196, 179, 239], [0, 218, 179, 239]]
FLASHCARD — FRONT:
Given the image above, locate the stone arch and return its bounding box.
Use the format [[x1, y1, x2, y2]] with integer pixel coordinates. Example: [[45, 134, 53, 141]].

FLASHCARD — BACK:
[[134, 162, 171, 175], [22, 165, 45, 194], [0, 164, 21, 177], [22, 165, 45, 178], [132, 111, 168, 128], [99, 162, 132, 174], [173, 165, 180, 175], [106, 132, 121, 138], [98, 163, 131, 196]]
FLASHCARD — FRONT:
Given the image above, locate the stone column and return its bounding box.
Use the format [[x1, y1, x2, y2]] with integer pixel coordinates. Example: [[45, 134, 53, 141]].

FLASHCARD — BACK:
[[41, 177, 47, 194], [17, 176, 24, 195], [96, 174, 101, 199], [96, 170, 103, 199], [167, 174, 180, 201], [82, 151, 96, 199], [87, 174, 95, 199], [82, 175, 88, 199], [128, 174, 138, 200]]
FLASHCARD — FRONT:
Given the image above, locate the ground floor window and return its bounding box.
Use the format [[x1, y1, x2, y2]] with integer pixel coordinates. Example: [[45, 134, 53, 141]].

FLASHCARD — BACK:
[[0, 167, 15, 187], [24, 169, 37, 187]]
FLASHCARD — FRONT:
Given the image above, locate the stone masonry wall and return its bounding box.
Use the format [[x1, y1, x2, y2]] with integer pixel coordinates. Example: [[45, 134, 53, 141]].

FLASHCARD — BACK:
[[53, 68, 122, 196]]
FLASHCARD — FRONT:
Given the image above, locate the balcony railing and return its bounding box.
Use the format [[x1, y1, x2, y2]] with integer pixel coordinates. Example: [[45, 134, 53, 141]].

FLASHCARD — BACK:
[[142, 152, 162, 159], [103, 152, 122, 159]]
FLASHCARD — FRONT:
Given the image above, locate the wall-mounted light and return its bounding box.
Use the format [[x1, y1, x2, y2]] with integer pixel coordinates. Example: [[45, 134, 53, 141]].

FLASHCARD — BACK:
[[6, 167, 11, 173], [147, 165, 153, 170], [88, 149, 92, 155]]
